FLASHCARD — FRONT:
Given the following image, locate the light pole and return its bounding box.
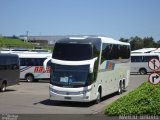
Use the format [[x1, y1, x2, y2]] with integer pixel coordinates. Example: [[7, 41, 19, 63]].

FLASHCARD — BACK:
[[26, 31, 29, 42]]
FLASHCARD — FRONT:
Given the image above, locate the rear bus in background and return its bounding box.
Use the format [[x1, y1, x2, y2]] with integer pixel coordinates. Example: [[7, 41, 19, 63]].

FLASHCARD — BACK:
[[17, 53, 52, 82], [0, 54, 20, 92], [131, 53, 160, 74]]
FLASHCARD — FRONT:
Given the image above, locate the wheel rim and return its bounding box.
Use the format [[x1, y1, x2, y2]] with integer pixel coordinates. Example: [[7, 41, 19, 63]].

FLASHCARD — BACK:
[[141, 70, 144, 74], [1, 83, 6, 92], [122, 82, 125, 91], [26, 75, 33, 82], [140, 70, 145, 74], [118, 83, 122, 94], [96, 91, 101, 103]]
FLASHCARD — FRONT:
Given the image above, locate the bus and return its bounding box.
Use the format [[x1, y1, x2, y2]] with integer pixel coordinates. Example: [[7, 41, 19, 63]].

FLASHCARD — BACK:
[[0, 48, 50, 54], [17, 53, 51, 82], [0, 54, 20, 92], [131, 48, 157, 54], [131, 53, 160, 74], [44, 36, 131, 103]]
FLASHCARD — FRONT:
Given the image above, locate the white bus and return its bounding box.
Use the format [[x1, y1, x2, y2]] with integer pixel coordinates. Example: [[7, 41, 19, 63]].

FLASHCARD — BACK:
[[131, 53, 160, 74], [131, 48, 157, 54], [0, 48, 50, 54], [17, 53, 51, 82], [150, 48, 160, 53], [44, 36, 130, 103]]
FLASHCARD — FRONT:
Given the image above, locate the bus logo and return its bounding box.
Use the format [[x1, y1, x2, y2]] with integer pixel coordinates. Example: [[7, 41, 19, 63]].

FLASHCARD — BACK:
[[106, 61, 115, 70], [34, 66, 50, 73]]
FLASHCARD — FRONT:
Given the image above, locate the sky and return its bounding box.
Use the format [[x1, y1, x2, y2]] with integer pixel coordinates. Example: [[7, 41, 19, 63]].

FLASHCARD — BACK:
[[0, 0, 160, 40]]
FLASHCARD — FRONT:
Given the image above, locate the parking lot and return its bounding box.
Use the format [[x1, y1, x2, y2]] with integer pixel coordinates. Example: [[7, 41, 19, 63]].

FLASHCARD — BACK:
[[0, 75, 148, 114]]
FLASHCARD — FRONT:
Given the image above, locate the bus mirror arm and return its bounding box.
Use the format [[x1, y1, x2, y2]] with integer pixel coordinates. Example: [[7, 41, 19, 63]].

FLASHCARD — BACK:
[[43, 57, 51, 71], [89, 57, 98, 73]]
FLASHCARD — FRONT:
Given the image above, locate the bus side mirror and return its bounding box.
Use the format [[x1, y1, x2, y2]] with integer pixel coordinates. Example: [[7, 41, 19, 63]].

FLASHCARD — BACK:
[[43, 57, 51, 71], [89, 57, 98, 73]]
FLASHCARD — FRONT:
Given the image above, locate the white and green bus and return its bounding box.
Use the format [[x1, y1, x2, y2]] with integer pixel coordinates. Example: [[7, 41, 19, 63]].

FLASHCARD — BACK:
[[44, 36, 131, 103]]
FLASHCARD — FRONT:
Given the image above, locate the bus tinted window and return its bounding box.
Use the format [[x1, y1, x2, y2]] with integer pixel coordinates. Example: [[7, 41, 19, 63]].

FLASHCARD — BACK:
[[0, 55, 19, 70], [52, 43, 93, 61], [20, 58, 45, 66], [143, 56, 159, 62], [119, 45, 130, 59], [131, 56, 159, 62], [101, 44, 130, 63], [131, 56, 143, 62]]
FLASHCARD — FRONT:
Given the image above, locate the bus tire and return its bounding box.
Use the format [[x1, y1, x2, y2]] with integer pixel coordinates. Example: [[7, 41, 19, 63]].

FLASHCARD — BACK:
[[139, 68, 147, 75], [96, 87, 101, 104], [122, 80, 126, 92], [26, 74, 34, 82], [117, 81, 123, 95], [0, 82, 7, 92]]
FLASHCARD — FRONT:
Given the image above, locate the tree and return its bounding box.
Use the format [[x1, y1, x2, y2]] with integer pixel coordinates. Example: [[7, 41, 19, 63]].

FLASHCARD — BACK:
[[129, 36, 143, 50], [143, 37, 155, 48], [119, 38, 129, 43], [156, 40, 160, 48], [119, 36, 159, 50]]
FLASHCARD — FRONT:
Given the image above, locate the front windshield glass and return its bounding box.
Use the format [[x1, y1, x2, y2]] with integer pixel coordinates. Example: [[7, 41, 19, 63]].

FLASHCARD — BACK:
[[51, 64, 90, 87], [52, 43, 93, 61]]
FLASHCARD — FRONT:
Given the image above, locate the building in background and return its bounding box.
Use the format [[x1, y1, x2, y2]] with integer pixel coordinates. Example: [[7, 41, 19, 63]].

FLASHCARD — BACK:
[[19, 35, 99, 45]]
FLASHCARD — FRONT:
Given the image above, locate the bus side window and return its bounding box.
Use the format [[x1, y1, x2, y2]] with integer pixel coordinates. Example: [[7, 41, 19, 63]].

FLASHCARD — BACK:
[[101, 43, 112, 63], [131, 56, 142, 62], [36, 58, 43, 66], [154, 56, 159, 60], [41, 58, 45, 66], [142, 56, 147, 62], [11, 58, 19, 70], [120, 45, 130, 59], [48, 60, 51, 66], [20, 58, 26, 66], [111, 44, 119, 59], [0, 57, 5, 70]]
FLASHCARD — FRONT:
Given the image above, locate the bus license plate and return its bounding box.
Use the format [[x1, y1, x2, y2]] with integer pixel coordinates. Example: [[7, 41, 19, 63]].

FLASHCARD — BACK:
[[64, 97, 71, 100]]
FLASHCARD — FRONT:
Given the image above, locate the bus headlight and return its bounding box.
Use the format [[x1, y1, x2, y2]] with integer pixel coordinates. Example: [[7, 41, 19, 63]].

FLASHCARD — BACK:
[[79, 88, 92, 94], [49, 86, 58, 93]]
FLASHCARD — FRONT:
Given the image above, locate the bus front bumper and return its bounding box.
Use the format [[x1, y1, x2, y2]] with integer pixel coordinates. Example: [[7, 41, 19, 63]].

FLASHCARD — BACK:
[[49, 85, 93, 102]]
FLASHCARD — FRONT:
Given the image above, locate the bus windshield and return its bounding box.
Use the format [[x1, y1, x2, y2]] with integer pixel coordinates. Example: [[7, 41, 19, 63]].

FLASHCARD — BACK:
[[50, 64, 90, 87], [52, 43, 93, 61]]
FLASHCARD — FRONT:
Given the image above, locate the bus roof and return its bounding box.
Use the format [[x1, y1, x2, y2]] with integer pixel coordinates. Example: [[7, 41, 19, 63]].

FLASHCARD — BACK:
[[12, 53, 52, 58], [131, 53, 160, 56], [0, 53, 19, 58], [99, 36, 130, 45], [150, 48, 160, 53], [131, 48, 157, 53], [56, 36, 130, 46]]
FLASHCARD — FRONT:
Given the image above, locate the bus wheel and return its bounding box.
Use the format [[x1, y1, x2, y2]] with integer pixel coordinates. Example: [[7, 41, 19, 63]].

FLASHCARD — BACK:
[[122, 80, 126, 92], [117, 82, 123, 95], [96, 89, 101, 104], [26, 75, 34, 82], [139, 68, 147, 75], [0, 82, 7, 92]]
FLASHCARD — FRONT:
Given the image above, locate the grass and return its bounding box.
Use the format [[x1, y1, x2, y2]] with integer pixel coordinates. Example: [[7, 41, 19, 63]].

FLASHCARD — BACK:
[[0, 37, 33, 48], [105, 82, 160, 116]]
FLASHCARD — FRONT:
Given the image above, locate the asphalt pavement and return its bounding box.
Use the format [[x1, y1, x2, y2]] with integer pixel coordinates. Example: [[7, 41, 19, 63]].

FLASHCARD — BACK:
[[0, 75, 148, 115]]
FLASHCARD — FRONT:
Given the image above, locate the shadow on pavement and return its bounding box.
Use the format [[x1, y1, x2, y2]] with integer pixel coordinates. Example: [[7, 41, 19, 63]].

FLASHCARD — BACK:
[[20, 79, 50, 83], [35, 91, 122, 107], [36, 99, 95, 107], [0, 89, 16, 93]]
